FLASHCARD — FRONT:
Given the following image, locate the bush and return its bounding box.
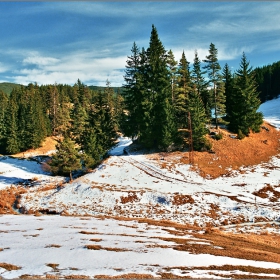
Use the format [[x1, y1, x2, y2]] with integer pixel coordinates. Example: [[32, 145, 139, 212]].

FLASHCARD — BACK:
[[215, 132, 223, 140]]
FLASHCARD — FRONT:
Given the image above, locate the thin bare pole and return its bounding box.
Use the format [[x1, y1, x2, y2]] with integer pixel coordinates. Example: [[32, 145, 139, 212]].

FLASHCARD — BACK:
[[188, 111, 194, 165]]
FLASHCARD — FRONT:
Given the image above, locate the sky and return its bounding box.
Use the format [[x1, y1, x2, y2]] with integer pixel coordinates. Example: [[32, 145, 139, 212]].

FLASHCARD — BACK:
[[0, 1, 279, 87]]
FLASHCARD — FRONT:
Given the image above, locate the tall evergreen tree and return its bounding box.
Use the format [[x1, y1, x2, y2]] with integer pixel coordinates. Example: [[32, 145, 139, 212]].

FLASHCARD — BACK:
[[46, 85, 60, 134], [166, 49, 178, 103], [123, 42, 142, 139], [203, 43, 225, 128], [142, 24, 177, 148], [3, 90, 20, 154], [0, 90, 8, 152], [192, 50, 210, 120], [71, 103, 88, 144], [223, 63, 234, 120], [174, 51, 192, 128], [50, 137, 82, 181], [229, 52, 263, 137], [188, 90, 208, 151]]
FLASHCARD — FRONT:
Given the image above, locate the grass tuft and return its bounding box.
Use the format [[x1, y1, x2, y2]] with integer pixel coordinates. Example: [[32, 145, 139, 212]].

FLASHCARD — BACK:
[[0, 262, 22, 271]]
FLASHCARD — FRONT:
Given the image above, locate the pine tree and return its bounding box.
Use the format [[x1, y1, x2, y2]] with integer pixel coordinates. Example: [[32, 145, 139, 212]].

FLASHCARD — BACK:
[[192, 50, 210, 120], [223, 63, 234, 121], [229, 52, 263, 137], [123, 42, 142, 139], [46, 85, 60, 134], [55, 102, 72, 137], [188, 90, 208, 151], [174, 51, 192, 128], [50, 137, 81, 181], [71, 103, 88, 144], [160, 98, 177, 149], [143, 24, 176, 148], [203, 43, 225, 128], [166, 49, 178, 103], [0, 90, 8, 152], [215, 80, 226, 119], [3, 90, 20, 154]]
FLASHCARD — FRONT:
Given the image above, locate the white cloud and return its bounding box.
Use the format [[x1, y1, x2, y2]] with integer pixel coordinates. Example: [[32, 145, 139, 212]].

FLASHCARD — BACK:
[[23, 55, 60, 66], [12, 50, 127, 87], [0, 62, 10, 73], [48, 2, 199, 18]]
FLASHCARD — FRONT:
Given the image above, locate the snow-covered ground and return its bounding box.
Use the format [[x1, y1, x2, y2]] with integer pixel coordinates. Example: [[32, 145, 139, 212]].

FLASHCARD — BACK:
[[259, 96, 280, 129], [1, 214, 280, 279], [0, 96, 280, 278]]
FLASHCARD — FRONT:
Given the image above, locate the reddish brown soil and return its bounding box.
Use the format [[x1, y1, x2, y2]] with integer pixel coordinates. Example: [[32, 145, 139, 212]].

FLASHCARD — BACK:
[[154, 121, 280, 178], [13, 136, 58, 158]]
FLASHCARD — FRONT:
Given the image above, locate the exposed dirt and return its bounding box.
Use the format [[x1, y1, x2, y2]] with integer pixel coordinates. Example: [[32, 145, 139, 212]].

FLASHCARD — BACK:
[[12, 136, 58, 158], [0, 186, 27, 214], [152, 121, 280, 178]]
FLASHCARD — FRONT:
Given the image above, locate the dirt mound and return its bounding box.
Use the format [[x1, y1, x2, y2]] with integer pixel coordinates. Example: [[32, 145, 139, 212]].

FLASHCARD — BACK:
[[154, 121, 280, 179]]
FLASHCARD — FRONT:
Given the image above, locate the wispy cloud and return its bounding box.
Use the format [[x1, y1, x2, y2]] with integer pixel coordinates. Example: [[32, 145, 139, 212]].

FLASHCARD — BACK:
[[10, 50, 126, 86], [0, 2, 279, 86]]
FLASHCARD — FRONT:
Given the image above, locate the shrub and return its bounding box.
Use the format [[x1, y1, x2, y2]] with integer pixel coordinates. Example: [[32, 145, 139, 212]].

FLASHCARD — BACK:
[[215, 132, 223, 140]]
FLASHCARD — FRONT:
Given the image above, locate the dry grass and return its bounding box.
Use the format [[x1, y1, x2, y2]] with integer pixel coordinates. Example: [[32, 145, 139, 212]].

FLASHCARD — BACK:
[[13, 136, 58, 158], [159, 264, 280, 279], [0, 186, 26, 214], [149, 121, 280, 178], [89, 238, 102, 242], [79, 231, 99, 235], [64, 275, 90, 279], [168, 229, 280, 264], [84, 244, 102, 250], [172, 194, 194, 205], [19, 274, 47, 279], [94, 273, 157, 279], [38, 185, 57, 192], [253, 184, 280, 202], [46, 263, 59, 272], [0, 262, 22, 271], [45, 244, 61, 248], [85, 245, 131, 252], [120, 192, 139, 204]]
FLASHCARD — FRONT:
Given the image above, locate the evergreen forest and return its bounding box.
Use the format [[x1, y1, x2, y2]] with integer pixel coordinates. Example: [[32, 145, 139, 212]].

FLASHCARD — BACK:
[[0, 25, 279, 178]]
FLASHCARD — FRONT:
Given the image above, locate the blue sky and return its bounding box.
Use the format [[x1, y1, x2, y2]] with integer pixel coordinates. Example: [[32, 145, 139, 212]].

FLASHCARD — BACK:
[[0, 1, 279, 87]]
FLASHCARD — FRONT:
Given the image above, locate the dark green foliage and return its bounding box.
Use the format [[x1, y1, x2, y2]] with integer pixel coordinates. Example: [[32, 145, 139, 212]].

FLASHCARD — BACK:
[[80, 90, 117, 168], [71, 103, 88, 143], [166, 49, 178, 104], [215, 131, 223, 140], [3, 90, 20, 154], [0, 90, 8, 153], [0, 82, 21, 95], [192, 51, 210, 120], [50, 137, 82, 181], [228, 53, 263, 136], [123, 25, 177, 149], [188, 90, 208, 151], [174, 51, 192, 128], [254, 60, 280, 102], [203, 43, 225, 128], [223, 63, 235, 121]]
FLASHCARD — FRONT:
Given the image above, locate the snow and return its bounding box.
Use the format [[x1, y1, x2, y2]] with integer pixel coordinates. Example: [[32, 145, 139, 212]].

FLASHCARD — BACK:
[[1, 214, 280, 279], [0, 96, 280, 278], [259, 96, 280, 129]]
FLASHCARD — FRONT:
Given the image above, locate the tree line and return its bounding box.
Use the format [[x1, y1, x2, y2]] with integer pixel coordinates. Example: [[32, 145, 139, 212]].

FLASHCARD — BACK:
[[123, 25, 263, 150], [0, 80, 124, 179], [254, 61, 280, 102], [0, 25, 272, 178]]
